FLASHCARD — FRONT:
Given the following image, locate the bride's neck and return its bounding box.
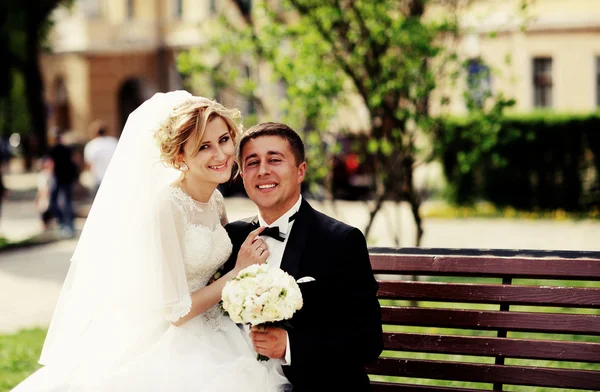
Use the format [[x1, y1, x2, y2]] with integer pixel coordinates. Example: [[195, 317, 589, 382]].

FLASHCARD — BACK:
[[179, 176, 215, 203]]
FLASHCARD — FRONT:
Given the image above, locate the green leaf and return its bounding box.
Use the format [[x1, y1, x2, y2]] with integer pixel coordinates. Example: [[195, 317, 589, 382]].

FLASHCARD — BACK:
[[367, 139, 379, 154], [380, 139, 394, 156]]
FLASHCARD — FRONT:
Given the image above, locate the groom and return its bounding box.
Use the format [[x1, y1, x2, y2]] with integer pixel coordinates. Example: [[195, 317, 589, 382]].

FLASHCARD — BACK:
[[224, 122, 383, 391]]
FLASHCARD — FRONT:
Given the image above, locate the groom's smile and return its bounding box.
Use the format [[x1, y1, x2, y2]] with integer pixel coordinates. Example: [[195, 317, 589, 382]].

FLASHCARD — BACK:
[[257, 182, 278, 191]]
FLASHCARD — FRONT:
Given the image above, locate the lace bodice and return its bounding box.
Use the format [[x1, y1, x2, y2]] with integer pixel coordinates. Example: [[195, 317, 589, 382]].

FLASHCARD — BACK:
[[165, 185, 233, 293]]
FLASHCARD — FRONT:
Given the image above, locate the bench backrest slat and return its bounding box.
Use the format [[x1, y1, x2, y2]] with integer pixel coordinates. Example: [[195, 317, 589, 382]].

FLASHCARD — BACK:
[[367, 357, 600, 390], [371, 254, 600, 280], [378, 281, 600, 307], [370, 382, 488, 392], [383, 332, 600, 362], [382, 306, 600, 334]]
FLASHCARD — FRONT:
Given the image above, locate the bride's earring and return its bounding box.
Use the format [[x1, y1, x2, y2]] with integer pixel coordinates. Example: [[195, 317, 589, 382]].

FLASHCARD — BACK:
[[180, 163, 189, 172]]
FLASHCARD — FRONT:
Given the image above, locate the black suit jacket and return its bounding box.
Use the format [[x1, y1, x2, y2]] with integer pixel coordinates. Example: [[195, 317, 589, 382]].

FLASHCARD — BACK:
[[224, 199, 383, 392]]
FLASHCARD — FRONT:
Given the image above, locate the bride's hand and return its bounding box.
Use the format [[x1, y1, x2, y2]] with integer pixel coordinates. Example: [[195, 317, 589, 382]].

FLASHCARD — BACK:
[[234, 226, 269, 272]]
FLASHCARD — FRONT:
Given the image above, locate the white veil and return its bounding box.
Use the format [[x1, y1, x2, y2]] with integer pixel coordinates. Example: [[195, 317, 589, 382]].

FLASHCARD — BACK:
[[39, 90, 194, 369]]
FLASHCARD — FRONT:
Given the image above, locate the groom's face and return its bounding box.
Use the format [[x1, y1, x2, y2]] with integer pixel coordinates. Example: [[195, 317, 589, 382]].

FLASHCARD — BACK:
[[240, 135, 306, 224]]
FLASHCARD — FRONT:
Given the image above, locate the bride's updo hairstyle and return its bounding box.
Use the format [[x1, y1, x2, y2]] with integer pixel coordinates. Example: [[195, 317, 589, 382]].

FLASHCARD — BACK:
[[154, 96, 242, 170]]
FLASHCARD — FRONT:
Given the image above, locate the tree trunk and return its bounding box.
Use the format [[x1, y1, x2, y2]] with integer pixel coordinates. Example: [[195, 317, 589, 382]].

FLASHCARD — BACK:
[[364, 192, 387, 240], [24, 16, 47, 156], [403, 153, 424, 246]]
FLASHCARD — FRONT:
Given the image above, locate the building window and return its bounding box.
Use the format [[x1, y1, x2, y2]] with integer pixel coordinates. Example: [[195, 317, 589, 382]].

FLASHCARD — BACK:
[[596, 57, 600, 107], [173, 0, 183, 19], [465, 57, 491, 109], [126, 0, 135, 20], [533, 57, 553, 108]]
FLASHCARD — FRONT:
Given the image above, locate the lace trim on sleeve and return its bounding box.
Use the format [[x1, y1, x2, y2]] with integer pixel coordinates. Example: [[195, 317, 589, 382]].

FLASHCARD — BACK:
[[203, 304, 229, 331], [165, 295, 192, 323]]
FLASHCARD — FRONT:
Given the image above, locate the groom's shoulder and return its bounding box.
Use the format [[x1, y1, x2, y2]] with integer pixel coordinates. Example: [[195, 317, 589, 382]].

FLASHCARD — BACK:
[[225, 216, 256, 234], [308, 202, 358, 240], [228, 215, 256, 226]]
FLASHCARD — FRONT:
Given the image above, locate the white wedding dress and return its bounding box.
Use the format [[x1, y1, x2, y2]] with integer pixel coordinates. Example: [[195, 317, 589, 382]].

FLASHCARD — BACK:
[[12, 186, 290, 392]]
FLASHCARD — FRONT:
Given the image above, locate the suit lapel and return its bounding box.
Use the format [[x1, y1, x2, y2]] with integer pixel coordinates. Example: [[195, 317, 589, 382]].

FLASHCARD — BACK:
[[280, 199, 313, 279]]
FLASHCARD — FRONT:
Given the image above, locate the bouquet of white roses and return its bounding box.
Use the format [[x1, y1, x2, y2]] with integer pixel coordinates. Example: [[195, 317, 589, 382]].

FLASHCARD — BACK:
[[221, 263, 303, 360]]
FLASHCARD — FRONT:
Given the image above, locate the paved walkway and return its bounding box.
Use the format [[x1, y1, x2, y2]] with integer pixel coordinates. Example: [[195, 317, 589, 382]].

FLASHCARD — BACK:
[[0, 239, 76, 333], [1, 171, 89, 242]]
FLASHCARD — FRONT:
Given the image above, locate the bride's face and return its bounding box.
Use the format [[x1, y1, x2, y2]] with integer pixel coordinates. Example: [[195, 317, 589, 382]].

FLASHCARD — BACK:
[[181, 116, 235, 186]]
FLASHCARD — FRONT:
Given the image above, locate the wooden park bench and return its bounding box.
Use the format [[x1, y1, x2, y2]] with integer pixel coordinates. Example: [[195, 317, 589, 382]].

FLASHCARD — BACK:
[[365, 248, 600, 391]]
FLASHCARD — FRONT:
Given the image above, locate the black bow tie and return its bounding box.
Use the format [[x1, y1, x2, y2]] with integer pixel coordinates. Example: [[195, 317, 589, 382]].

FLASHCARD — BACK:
[[256, 212, 298, 242]]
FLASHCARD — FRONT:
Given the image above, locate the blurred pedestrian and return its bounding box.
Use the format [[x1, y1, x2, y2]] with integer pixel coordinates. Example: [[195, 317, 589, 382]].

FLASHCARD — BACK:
[[35, 156, 55, 230], [0, 136, 10, 172], [21, 134, 38, 172], [0, 137, 8, 229], [0, 169, 5, 226], [83, 120, 117, 197], [48, 131, 79, 238]]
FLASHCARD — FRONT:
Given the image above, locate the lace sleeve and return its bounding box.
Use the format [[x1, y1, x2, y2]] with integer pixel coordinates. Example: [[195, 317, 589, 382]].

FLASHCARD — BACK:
[[213, 188, 228, 226], [158, 190, 192, 323]]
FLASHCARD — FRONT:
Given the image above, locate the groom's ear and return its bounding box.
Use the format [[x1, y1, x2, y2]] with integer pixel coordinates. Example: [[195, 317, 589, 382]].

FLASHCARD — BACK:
[[296, 161, 306, 184]]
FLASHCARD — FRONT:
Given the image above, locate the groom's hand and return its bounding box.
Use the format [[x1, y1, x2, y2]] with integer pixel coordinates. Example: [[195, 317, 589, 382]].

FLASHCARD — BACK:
[[250, 326, 287, 360]]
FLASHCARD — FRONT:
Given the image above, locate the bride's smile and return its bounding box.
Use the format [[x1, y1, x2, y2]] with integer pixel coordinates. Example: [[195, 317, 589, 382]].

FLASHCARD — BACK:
[[178, 116, 235, 202]]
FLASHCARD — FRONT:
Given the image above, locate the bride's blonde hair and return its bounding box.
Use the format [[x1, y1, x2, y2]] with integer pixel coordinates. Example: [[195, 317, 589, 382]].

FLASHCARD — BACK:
[[154, 97, 242, 170]]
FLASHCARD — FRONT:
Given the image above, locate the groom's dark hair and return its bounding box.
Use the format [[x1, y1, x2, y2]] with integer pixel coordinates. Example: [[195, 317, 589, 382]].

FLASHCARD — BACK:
[[237, 122, 306, 168]]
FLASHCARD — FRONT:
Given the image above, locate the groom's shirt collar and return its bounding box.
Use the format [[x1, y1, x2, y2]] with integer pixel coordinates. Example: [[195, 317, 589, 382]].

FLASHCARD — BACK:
[[258, 195, 302, 237]]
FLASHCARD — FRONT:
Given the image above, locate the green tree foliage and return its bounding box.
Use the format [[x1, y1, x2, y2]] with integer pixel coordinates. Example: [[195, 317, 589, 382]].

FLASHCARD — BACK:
[[181, 0, 528, 245], [0, 0, 72, 154], [0, 72, 30, 138]]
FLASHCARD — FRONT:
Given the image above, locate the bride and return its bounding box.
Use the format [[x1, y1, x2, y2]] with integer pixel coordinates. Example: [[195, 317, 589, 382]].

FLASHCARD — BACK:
[[12, 91, 290, 391]]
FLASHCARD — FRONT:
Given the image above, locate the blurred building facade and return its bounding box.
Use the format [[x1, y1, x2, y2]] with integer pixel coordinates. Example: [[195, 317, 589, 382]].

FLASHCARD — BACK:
[[445, 0, 600, 115], [41, 0, 600, 141], [41, 0, 224, 139]]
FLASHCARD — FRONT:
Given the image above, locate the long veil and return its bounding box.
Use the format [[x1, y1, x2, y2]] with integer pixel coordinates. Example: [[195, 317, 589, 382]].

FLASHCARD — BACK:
[[39, 90, 194, 370]]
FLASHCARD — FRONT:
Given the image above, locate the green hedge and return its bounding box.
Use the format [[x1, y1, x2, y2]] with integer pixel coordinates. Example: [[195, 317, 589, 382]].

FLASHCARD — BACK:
[[435, 112, 600, 211]]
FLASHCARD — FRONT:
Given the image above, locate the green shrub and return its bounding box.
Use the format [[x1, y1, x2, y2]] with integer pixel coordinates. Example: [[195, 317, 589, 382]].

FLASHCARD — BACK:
[[434, 112, 600, 211]]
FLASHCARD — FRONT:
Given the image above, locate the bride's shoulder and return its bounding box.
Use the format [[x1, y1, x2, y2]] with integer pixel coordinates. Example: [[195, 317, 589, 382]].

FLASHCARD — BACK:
[[158, 184, 188, 211], [159, 184, 179, 201], [211, 188, 224, 203], [211, 188, 226, 215]]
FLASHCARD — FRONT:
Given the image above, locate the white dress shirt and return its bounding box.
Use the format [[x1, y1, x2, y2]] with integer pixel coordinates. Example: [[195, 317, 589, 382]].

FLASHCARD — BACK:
[[257, 195, 302, 269], [251, 195, 303, 366], [83, 136, 118, 184]]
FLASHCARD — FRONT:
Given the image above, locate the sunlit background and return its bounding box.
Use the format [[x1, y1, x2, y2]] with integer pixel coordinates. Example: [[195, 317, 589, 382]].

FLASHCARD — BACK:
[[1, 1, 600, 391]]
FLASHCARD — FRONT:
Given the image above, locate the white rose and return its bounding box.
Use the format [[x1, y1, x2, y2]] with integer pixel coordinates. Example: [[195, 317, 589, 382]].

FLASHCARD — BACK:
[[262, 303, 281, 321]]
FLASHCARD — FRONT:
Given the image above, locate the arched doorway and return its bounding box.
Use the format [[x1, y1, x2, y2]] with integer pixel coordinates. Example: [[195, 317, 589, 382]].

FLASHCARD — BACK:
[[53, 78, 71, 132], [117, 78, 152, 135]]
